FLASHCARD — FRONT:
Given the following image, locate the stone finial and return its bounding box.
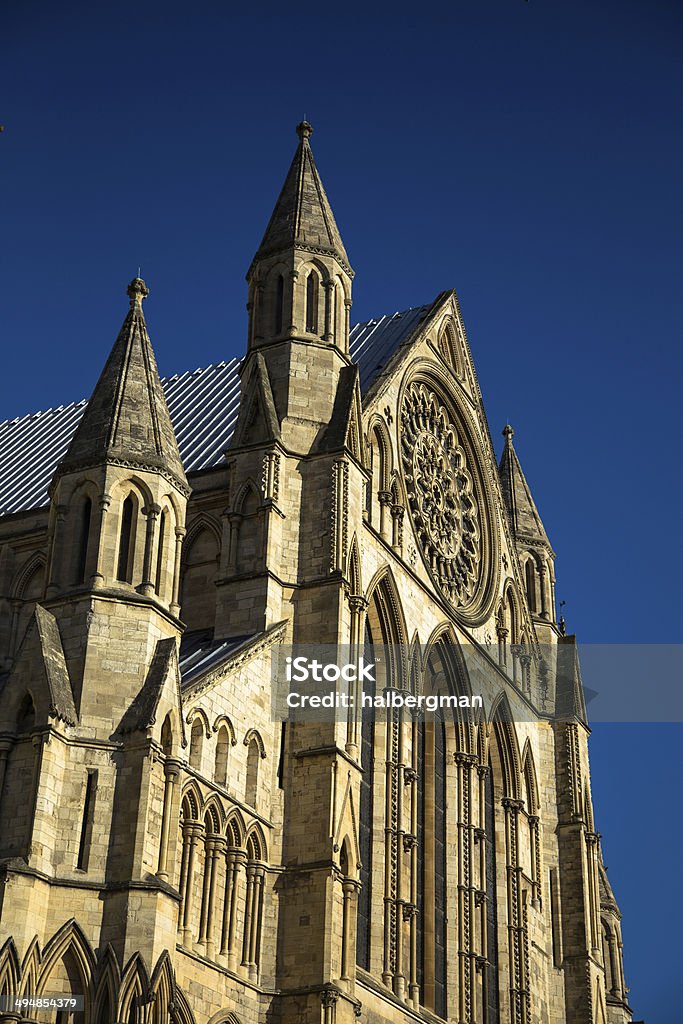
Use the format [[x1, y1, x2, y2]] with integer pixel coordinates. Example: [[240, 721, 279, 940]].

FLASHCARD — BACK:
[[502, 423, 514, 444], [296, 120, 313, 142], [127, 277, 149, 306]]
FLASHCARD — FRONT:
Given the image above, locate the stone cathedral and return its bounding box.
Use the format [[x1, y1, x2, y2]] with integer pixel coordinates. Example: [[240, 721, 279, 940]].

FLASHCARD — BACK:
[[0, 123, 637, 1024]]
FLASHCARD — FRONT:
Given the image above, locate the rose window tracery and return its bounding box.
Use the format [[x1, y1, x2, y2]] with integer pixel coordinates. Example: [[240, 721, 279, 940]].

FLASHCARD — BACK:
[[401, 381, 481, 606]]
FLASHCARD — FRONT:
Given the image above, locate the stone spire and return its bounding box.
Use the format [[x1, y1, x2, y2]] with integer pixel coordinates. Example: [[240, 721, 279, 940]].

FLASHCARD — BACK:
[[56, 278, 188, 494], [498, 425, 552, 551], [249, 121, 352, 276]]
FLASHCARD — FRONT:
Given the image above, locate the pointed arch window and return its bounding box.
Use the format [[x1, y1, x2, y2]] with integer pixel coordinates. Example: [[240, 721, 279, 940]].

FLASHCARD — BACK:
[[117, 495, 135, 583], [215, 726, 230, 787], [75, 496, 92, 584], [189, 720, 203, 770], [332, 283, 339, 345], [525, 560, 537, 613], [306, 272, 319, 333], [155, 509, 167, 597], [275, 274, 284, 335], [245, 736, 261, 807]]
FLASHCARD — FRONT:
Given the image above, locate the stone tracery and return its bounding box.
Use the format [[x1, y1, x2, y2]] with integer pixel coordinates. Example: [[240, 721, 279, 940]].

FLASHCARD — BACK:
[[400, 381, 481, 607]]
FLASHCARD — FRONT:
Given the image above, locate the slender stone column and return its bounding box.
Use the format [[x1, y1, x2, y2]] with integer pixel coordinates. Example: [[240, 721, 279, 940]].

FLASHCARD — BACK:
[[346, 596, 367, 758], [198, 834, 222, 950], [248, 866, 265, 980], [241, 864, 256, 971], [138, 504, 160, 596], [181, 823, 202, 946], [538, 564, 550, 620], [341, 878, 360, 980], [497, 625, 508, 668], [378, 490, 392, 542], [221, 848, 246, 968], [323, 281, 334, 342], [226, 514, 242, 574], [46, 503, 68, 595], [157, 759, 181, 880], [390, 504, 404, 551], [89, 492, 112, 589], [585, 832, 601, 953], [170, 526, 185, 616], [205, 836, 226, 958]]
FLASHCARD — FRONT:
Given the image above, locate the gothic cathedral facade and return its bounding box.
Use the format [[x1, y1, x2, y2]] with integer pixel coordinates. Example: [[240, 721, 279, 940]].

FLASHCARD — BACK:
[[0, 124, 635, 1024]]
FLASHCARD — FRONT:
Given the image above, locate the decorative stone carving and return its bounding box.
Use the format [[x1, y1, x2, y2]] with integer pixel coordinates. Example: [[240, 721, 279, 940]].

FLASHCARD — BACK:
[[401, 380, 480, 607]]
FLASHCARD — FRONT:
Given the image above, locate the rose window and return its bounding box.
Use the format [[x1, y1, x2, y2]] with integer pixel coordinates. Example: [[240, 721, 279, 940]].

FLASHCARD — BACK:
[[401, 381, 480, 606]]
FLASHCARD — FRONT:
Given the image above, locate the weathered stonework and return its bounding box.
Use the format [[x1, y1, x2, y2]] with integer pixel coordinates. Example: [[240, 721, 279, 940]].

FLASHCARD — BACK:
[[0, 123, 636, 1024]]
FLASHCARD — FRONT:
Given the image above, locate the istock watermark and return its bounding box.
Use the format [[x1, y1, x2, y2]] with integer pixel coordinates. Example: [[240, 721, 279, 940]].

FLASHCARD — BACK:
[[270, 643, 683, 724]]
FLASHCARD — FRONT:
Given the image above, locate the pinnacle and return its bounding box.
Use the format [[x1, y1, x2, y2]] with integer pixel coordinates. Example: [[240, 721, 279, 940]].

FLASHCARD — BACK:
[[498, 425, 551, 551], [54, 279, 188, 493], [249, 122, 351, 276]]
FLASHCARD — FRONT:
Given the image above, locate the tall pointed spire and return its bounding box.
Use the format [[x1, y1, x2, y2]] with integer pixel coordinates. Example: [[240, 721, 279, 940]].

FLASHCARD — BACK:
[[498, 425, 551, 550], [56, 279, 188, 494], [249, 121, 352, 276]]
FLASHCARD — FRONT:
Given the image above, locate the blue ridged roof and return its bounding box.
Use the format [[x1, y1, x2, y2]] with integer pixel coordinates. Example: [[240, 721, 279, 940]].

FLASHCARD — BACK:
[[0, 304, 431, 516]]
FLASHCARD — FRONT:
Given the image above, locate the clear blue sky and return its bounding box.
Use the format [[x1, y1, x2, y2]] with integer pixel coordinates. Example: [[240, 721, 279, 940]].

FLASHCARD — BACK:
[[2, 1, 681, 1019]]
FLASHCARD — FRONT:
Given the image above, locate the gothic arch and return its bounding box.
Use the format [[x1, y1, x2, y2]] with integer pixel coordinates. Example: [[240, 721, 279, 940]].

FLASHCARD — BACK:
[[180, 782, 202, 821], [207, 1012, 242, 1024], [0, 938, 21, 1000], [490, 693, 523, 801], [347, 533, 362, 595], [503, 578, 524, 645], [244, 730, 266, 808], [213, 714, 237, 744], [180, 514, 221, 630], [118, 952, 151, 1023], [149, 950, 175, 1024], [186, 707, 212, 738], [234, 479, 262, 517], [243, 728, 266, 758], [365, 566, 407, 648], [226, 810, 246, 847], [435, 316, 463, 377], [11, 550, 46, 599], [19, 937, 40, 999], [37, 920, 96, 1015], [160, 711, 178, 756], [202, 795, 225, 834], [110, 474, 154, 508], [522, 739, 540, 815], [338, 833, 355, 876], [183, 513, 221, 556], [423, 626, 477, 755], [172, 984, 197, 1024], [245, 823, 268, 862], [93, 944, 120, 1024], [365, 565, 408, 689]]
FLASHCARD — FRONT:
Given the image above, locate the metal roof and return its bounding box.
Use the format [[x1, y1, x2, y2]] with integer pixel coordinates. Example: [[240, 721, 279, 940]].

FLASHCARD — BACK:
[[0, 305, 430, 517], [179, 629, 257, 687]]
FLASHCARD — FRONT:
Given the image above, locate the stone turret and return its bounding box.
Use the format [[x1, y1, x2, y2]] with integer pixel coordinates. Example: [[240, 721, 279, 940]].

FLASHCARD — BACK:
[[217, 126, 365, 639], [42, 278, 189, 716]]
